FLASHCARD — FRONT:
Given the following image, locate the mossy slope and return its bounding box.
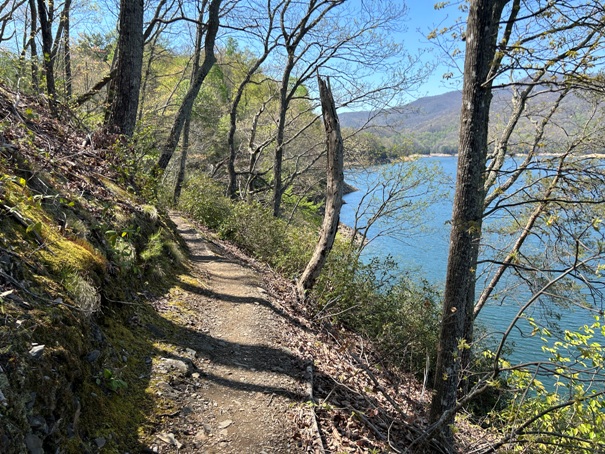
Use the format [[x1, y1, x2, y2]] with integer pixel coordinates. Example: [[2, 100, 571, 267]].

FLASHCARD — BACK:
[[0, 85, 187, 453]]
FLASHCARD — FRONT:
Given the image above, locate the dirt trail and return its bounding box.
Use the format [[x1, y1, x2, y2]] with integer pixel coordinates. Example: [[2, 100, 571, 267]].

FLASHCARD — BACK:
[[143, 214, 308, 453]]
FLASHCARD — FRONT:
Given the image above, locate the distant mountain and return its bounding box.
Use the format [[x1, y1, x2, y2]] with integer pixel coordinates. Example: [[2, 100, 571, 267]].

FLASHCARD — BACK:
[[340, 87, 589, 155]]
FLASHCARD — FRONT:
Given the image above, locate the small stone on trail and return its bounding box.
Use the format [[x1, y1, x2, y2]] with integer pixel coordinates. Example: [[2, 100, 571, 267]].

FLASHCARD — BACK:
[[156, 432, 183, 449], [218, 419, 233, 429], [159, 357, 188, 374]]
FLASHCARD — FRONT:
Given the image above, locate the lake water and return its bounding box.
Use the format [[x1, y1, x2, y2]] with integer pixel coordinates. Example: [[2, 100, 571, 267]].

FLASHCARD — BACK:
[[341, 156, 604, 370]]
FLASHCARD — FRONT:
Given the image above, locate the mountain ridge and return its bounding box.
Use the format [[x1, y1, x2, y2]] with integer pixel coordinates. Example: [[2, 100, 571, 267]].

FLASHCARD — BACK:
[[340, 86, 587, 155]]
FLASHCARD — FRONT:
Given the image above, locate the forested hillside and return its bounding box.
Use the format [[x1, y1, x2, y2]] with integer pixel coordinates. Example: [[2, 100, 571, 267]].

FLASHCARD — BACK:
[[339, 86, 595, 156]]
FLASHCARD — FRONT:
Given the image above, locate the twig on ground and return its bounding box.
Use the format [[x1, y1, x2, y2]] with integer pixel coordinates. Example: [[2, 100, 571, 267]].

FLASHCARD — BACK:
[[350, 352, 408, 418], [306, 362, 326, 454]]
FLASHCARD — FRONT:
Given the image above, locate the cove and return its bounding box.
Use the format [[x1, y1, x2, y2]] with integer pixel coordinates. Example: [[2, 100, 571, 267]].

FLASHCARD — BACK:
[[341, 156, 605, 373]]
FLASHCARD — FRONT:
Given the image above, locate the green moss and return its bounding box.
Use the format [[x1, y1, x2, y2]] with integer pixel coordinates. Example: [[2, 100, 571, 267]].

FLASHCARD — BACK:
[[0, 122, 192, 453]]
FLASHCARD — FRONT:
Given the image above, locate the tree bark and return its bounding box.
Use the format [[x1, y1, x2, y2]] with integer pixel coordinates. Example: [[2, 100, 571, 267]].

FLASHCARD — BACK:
[[37, 0, 57, 116], [296, 76, 344, 299], [27, 0, 40, 92], [173, 116, 191, 204], [157, 0, 222, 171], [173, 7, 205, 204], [429, 0, 508, 449], [106, 0, 144, 137], [63, 3, 72, 98]]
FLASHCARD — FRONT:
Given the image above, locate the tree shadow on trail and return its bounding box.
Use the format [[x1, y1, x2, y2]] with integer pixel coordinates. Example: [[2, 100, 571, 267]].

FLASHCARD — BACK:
[[100, 288, 309, 453], [175, 277, 314, 335]]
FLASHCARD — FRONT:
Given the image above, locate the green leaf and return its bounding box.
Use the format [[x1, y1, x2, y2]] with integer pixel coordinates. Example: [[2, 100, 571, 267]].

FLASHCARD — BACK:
[[26, 221, 42, 236]]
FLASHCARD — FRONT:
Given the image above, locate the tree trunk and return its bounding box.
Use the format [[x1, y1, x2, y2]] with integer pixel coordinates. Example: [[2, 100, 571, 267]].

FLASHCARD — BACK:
[[106, 0, 144, 137], [37, 0, 57, 116], [271, 54, 293, 217], [157, 0, 221, 171], [296, 76, 344, 299], [27, 0, 40, 92], [63, 4, 72, 99], [429, 0, 508, 449], [226, 55, 270, 199], [173, 116, 190, 204], [173, 7, 205, 205]]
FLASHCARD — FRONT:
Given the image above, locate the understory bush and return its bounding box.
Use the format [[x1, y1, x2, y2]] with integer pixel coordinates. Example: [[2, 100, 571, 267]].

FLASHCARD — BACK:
[[178, 174, 233, 230], [178, 174, 315, 276], [313, 249, 441, 374]]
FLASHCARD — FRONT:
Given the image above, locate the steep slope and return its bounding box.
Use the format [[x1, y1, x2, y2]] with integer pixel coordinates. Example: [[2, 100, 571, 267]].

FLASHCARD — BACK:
[[0, 85, 189, 453]]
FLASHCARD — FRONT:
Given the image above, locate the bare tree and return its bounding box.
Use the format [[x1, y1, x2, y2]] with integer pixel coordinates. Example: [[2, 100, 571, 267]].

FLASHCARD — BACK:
[[157, 0, 222, 171], [296, 75, 344, 298], [225, 0, 281, 199], [0, 0, 27, 44], [427, 0, 605, 450]]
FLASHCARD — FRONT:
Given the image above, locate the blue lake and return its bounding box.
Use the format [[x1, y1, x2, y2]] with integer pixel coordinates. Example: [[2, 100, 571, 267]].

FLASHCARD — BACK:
[[341, 156, 605, 370]]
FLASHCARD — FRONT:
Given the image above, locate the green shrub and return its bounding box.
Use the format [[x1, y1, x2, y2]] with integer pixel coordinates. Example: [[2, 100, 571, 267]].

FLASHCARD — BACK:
[[220, 201, 289, 263], [313, 249, 441, 374], [109, 126, 160, 200], [178, 174, 233, 230]]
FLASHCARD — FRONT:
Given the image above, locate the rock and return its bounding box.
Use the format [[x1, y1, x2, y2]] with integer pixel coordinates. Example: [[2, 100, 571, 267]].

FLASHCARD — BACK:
[[85, 350, 101, 363], [91, 324, 105, 343], [0, 389, 6, 406], [28, 415, 48, 434], [184, 347, 197, 358], [193, 430, 207, 447], [159, 358, 188, 375], [218, 419, 233, 429], [95, 437, 106, 448], [24, 433, 44, 454], [156, 381, 180, 398], [28, 344, 45, 359], [156, 432, 182, 449]]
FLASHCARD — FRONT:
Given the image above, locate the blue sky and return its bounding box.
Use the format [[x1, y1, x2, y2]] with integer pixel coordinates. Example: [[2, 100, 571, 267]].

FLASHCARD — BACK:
[[399, 1, 464, 97]]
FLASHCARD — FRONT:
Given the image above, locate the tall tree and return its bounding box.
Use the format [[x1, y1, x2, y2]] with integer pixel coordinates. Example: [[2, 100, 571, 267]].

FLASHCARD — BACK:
[[427, 0, 605, 450], [36, 0, 58, 115], [429, 0, 509, 448], [157, 0, 222, 171], [106, 0, 144, 136], [173, 5, 206, 204]]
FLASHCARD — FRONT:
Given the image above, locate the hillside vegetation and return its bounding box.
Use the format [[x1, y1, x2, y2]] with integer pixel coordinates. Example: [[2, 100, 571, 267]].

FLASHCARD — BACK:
[[0, 85, 191, 452], [340, 86, 593, 157]]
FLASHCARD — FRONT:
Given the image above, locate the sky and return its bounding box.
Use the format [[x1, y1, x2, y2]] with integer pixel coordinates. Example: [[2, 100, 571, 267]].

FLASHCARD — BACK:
[[397, 1, 465, 98]]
